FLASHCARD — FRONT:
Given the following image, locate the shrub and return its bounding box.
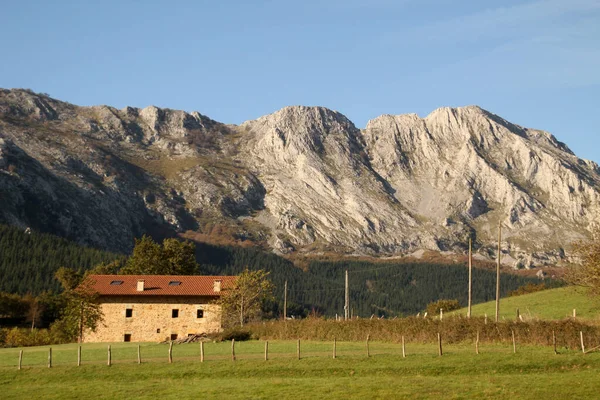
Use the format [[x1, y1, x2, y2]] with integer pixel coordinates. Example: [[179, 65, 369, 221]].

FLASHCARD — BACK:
[[509, 283, 547, 297], [215, 328, 253, 342], [426, 299, 460, 315]]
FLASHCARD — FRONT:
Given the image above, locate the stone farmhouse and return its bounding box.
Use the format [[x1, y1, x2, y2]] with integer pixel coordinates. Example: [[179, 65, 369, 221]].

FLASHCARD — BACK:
[[83, 274, 236, 343]]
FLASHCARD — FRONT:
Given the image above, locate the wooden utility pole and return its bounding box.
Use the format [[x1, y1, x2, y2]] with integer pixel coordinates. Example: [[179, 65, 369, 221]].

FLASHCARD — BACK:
[[468, 237, 473, 318], [283, 280, 288, 320], [344, 270, 349, 320], [495, 223, 502, 323]]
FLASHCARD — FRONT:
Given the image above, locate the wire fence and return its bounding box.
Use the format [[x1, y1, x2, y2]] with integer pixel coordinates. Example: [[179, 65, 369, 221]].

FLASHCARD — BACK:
[[3, 333, 598, 371]]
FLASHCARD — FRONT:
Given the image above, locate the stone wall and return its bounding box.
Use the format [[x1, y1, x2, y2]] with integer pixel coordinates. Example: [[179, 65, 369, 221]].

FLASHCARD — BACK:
[[84, 295, 222, 343]]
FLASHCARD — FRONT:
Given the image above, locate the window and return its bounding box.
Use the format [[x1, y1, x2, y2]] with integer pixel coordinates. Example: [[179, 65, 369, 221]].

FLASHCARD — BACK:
[[156, 328, 161, 334], [168, 281, 181, 286], [124, 334, 131, 342], [196, 309, 204, 318], [110, 280, 124, 285], [172, 309, 179, 318], [125, 308, 133, 318], [170, 334, 178, 341]]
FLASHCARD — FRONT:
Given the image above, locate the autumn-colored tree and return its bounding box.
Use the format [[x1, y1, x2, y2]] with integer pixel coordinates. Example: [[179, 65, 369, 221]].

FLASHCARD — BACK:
[[120, 235, 199, 275], [53, 268, 103, 342], [566, 230, 600, 296], [219, 269, 275, 328]]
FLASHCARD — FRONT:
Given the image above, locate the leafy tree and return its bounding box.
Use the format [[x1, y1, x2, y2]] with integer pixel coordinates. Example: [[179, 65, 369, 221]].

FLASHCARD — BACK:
[[53, 270, 103, 343], [120, 235, 199, 275], [219, 269, 275, 328], [566, 230, 600, 296], [86, 259, 125, 275], [54, 267, 82, 291]]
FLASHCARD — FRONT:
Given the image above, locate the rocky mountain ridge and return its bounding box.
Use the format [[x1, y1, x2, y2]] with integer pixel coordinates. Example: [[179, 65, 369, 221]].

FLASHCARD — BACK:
[[1, 88, 598, 268]]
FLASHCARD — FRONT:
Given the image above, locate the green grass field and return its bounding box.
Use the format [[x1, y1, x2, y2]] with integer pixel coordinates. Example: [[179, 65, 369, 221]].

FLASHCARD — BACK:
[[2, 340, 600, 399], [450, 286, 600, 320]]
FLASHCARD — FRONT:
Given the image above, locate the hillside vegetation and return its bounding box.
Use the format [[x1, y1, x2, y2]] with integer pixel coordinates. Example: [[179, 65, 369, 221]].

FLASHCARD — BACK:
[[449, 286, 600, 320], [0, 224, 122, 294], [1, 223, 544, 317]]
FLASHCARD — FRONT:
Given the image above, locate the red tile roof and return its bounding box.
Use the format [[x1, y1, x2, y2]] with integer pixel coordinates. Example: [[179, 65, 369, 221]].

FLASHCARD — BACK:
[[84, 275, 236, 297]]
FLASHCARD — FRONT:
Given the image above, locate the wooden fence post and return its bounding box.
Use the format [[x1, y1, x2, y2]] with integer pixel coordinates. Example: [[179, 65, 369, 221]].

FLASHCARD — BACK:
[[580, 331, 585, 354], [438, 333, 443, 356], [552, 330, 557, 355], [18, 350, 23, 370], [366, 335, 370, 357], [107, 345, 111, 366], [333, 337, 337, 359], [476, 331, 480, 355], [511, 330, 516, 354], [48, 347, 52, 368], [297, 339, 301, 360], [231, 339, 236, 361], [137, 344, 141, 364], [264, 341, 268, 361], [402, 336, 406, 358], [573, 309, 577, 318], [484, 314, 488, 325], [78, 345, 81, 366], [200, 342, 204, 363], [168, 341, 173, 363]]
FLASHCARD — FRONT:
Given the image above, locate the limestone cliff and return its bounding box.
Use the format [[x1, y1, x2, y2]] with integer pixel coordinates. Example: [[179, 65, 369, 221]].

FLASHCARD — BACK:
[[1, 89, 598, 267]]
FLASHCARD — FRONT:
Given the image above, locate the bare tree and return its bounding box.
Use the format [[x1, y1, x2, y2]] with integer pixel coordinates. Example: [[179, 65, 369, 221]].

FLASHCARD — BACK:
[[565, 229, 600, 296]]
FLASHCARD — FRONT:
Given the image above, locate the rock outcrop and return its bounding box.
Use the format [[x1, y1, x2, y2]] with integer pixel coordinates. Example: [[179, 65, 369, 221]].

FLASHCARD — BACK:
[[1, 89, 598, 266]]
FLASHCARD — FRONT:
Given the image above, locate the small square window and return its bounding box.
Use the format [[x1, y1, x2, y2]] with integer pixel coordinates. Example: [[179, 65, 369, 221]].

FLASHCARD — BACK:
[[172, 309, 179, 318], [110, 280, 124, 285], [197, 309, 204, 318], [157, 328, 161, 334], [125, 308, 133, 318], [168, 281, 181, 286], [170, 333, 178, 341], [124, 334, 131, 342]]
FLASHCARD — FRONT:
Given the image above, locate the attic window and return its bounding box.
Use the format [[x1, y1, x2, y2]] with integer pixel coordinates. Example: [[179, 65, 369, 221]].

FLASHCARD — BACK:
[[168, 281, 182, 286], [110, 280, 124, 285]]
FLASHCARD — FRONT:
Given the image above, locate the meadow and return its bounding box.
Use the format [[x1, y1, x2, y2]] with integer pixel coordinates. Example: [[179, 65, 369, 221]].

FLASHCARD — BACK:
[[449, 286, 600, 320], [2, 340, 600, 399]]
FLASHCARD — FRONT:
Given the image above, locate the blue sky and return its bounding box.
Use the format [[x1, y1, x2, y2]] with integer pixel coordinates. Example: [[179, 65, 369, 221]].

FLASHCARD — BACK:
[[2, 0, 599, 162]]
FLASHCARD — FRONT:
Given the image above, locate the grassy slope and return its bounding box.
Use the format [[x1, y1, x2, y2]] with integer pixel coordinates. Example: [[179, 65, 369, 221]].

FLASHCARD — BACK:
[[450, 286, 600, 320], [1, 341, 600, 399]]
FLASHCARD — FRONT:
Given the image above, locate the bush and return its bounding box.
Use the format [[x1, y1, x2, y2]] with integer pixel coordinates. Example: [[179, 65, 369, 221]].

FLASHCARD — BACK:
[[245, 317, 600, 349], [3, 327, 53, 347], [426, 299, 460, 315], [509, 283, 547, 297], [215, 328, 253, 342]]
